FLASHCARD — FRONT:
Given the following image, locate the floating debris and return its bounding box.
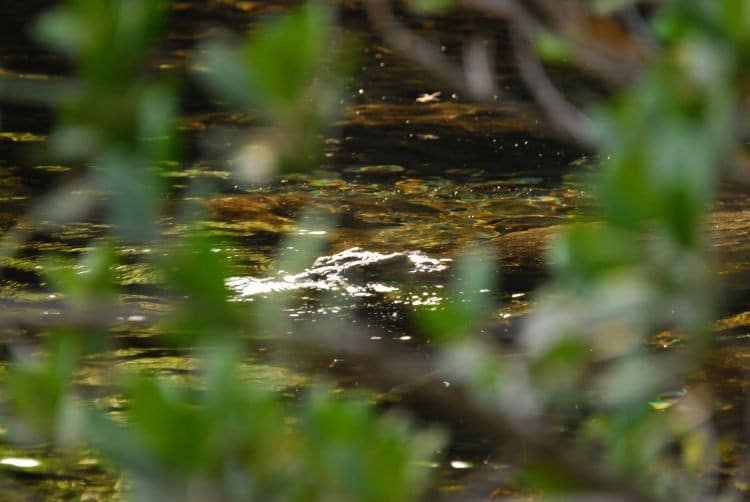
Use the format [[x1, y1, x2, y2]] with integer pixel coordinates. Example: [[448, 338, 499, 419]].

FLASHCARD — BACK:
[[416, 91, 442, 103]]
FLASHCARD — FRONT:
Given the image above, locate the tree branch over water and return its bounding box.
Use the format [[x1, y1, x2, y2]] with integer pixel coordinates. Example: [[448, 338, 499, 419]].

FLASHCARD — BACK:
[[508, 27, 596, 144], [363, 0, 498, 102], [364, 0, 658, 145], [293, 326, 651, 501]]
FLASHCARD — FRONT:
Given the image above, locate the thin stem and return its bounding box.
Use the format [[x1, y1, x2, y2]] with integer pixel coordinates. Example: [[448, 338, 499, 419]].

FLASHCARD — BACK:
[[509, 28, 595, 145]]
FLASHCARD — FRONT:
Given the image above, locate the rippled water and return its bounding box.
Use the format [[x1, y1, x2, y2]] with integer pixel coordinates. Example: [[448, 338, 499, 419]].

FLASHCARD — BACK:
[[3, 1, 750, 499]]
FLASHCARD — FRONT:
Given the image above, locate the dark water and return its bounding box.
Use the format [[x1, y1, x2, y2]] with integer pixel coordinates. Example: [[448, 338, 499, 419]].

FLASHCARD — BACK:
[[1, 1, 750, 499]]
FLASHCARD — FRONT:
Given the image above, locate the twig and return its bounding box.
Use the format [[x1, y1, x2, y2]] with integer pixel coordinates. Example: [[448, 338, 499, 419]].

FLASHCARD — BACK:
[[0, 301, 156, 332], [508, 28, 596, 145], [530, 0, 645, 85], [621, 4, 659, 52], [462, 0, 647, 87], [460, 0, 543, 37], [363, 0, 497, 102], [292, 327, 652, 501]]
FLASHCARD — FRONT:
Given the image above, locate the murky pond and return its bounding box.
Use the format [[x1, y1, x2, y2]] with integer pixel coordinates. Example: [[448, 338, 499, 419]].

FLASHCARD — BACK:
[[2, 1, 750, 499]]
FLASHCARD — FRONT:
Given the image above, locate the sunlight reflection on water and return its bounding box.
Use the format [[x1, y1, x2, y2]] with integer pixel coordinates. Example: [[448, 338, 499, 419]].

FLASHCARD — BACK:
[[0, 457, 41, 468], [227, 246, 450, 300]]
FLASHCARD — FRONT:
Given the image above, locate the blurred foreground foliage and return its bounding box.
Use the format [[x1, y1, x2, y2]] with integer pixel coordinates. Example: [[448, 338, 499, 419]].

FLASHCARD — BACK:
[[1, 1, 441, 500], [1, 0, 750, 500]]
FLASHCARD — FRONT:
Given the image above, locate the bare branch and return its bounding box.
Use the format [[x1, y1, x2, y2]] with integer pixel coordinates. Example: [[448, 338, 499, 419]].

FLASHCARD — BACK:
[[0, 301, 156, 332], [460, 0, 544, 36], [463, 37, 496, 100], [508, 28, 596, 145], [362, 0, 593, 144], [620, 4, 660, 52], [291, 328, 652, 501], [363, 0, 498, 102], [461, 0, 651, 87]]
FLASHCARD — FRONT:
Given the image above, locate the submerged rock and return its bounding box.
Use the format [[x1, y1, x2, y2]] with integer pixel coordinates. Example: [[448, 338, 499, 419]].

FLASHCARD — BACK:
[[490, 209, 750, 277]]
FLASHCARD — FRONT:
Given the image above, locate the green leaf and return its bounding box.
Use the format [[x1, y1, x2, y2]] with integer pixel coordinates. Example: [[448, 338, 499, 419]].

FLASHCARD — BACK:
[[194, 38, 255, 109], [590, 0, 637, 15], [138, 82, 180, 166], [531, 336, 589, 401], [550, 223, 639, 283], [595, 355, 674, 408], [44, 244, 118, 306], [301, 387, 445, 500], [124, 376, 208, 472], [521, 460, 589, 494], [98, 150, 161, 243], [406, 0, 455, 16], [5, 333, 80, 441], [33, 0, 167, 86], [159, 231, 243, 344], [253, 209, 333, 335], [240, 3, 333, 109], [534, 31, 573, 64], [33, 8, 85, 57], [416, 246, 496, 343]]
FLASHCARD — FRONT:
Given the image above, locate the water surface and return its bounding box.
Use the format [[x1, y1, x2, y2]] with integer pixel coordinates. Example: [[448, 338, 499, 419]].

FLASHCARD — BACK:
[[1, 1, 750, 499]]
